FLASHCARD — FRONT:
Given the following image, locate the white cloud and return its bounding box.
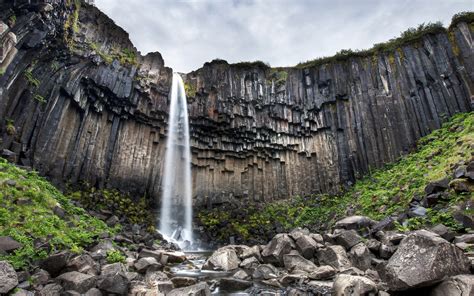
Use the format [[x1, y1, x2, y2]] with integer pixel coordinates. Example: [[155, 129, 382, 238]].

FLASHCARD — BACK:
[[95, 0, 473, 72]]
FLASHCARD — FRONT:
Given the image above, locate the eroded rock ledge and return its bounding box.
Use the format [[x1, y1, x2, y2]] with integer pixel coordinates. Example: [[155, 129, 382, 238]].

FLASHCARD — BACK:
[[0, 1, 472, 207]]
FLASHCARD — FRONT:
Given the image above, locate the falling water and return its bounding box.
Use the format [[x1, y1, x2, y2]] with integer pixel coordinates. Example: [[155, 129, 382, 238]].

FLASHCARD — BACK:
[[159, 73, 193, 247]]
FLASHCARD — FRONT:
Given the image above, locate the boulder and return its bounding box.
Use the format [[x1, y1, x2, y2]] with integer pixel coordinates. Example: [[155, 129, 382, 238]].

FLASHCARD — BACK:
[[233, 269, 250, 280], [334, 230, 362, 250], [202, 248, 240, 271], [289, 228, 310, 241], [167, 282, 211, 296], [424, 178, 449, 195], [430, 274, 474, 296], [280, 274, 304, 286], [430, 224, 455, 241], [240, 245, 262, 261], [100, 262, 126, 275], [56, 271, 97, 294], [333, 274, 378, 296], [0, 236, 22, 253], [66, 254, 100, 275], [310, 233, 324, 244], [39, 283, 63, 296], [219, 278, 253, 291], [308, 265, 336, 280], [11, 288, 35, 296], [85, 288, 102, 296], [366, 239, 381, 254], [97, 272, 129, 295], [171, 276, 197, 288], [334, 216, 377, 231], [138, 249, 161, 261], [381, 230, 470, 291], [295, 235, 318, 259], [252, 264, 279, 280], [240, 256, 259, 269], [0, 261, 18, 294], [453, 234, 474, 244], [283, 254, 317, 273], [40, 251, 69, 277], [316, 245, 351, 270], [31, 269, 50, 286], [379, 244, 396, 259], [449, 178, 473, 193], [349, 243, 372, 271], [134, 257, 160, 273], [261, 234, 294, 266]]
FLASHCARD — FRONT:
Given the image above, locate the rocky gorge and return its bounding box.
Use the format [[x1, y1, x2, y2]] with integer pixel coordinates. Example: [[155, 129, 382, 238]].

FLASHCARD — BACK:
[[0, 0, 473, 295]]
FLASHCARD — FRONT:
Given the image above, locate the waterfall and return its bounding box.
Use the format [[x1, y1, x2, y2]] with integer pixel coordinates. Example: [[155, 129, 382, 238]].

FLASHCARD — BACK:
[[159, 73, 193, 247]]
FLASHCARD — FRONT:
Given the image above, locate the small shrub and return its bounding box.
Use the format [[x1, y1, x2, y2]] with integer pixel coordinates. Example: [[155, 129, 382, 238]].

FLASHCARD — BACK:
[[106, 250, 126, 264]]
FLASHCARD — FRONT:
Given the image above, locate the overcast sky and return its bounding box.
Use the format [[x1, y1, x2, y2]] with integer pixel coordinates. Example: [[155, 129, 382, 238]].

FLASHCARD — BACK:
[[95, 0, 473, 72]]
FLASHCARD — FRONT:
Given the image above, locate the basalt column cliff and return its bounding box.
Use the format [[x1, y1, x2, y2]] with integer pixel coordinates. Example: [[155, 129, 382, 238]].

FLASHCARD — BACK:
[[0, 1, 472, 207]]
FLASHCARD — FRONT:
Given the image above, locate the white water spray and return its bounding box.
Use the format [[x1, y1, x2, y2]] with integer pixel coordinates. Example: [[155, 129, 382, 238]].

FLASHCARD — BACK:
[[159, 73, 193, 247]]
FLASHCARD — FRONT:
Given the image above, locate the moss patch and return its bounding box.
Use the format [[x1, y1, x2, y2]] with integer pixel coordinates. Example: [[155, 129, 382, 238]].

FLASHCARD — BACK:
[[0, 159, 114, 270]]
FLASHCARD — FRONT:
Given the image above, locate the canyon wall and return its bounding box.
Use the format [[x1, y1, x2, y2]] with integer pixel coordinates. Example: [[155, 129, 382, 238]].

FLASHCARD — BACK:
[[0, 1, 472, 207]]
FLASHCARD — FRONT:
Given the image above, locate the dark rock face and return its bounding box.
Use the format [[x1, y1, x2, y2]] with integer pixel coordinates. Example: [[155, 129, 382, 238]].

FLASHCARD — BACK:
[[0, 1, 472, 207]]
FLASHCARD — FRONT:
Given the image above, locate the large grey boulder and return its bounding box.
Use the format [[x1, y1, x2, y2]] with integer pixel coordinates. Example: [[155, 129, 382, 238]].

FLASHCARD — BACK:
[[283, 253, 317, 273], [252, 264, 279, 280], [261, 234, 294, 266], [333, 274, 378, 296], [39, 283, 63, 296], [0, 261, 18, 294], [430, 274, 474, 296], [202, 247, 240, 271], [295, 235, 318, 259], [334, 230, 362, 250], [349, 243, 372, 271], [66, 254, 100, 275], [97, 272, 129, 295], [334, 216, 377, 230], [316, 245, 351, 270], [40, 251, 69, 277], [56, 271, 97, 293], [381, 230, 470, 291], [134, 257, 160, 273], [240, 256, 259, 269], [167, 282, 211, 296]]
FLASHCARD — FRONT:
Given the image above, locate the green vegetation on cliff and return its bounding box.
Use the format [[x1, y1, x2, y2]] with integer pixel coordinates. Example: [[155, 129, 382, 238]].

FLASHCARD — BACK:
[[0, 159, 114, 269], [198, 112, 474, 243]]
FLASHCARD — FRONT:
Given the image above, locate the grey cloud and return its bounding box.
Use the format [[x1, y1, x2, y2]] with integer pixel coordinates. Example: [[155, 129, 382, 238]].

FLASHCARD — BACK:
[[95, 0, 473, 72]]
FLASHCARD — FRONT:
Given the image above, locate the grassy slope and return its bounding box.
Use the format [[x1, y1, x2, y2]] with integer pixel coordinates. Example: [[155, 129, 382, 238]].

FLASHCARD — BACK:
[[0, 159, 115, 270], [199, 112, 474, 241]]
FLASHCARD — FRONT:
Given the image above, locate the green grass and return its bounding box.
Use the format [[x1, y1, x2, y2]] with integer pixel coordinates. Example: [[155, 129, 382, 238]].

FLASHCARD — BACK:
[[0, 159, 115, 270], [198, 112, 474, 241]]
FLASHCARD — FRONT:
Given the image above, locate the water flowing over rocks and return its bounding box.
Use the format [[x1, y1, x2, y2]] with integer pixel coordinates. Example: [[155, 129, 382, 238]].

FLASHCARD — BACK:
[[0, 1, 472, 208]]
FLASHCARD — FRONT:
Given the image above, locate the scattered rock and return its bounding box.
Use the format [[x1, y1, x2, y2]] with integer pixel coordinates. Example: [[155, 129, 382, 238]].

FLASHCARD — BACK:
[[134, 257, 160, 273], [283, 253, 317, 273], [66, 254, 99, 275], [171, 276, 197, 288], [220, 278, 253, 291], [261, 234, 294, 266], [233, 269, 250, 280], [454, 234, 474, 244], [308, 265, 336, 280], [0, 236, 22, 253], [381, 230, 470, 291], [240, 256, 259, 269], [295, 235, 318, 259], [430, 274, 474, 296], [252, 264, 279, 280], [430, 224, 455, 241], [424, 178, 449, 195], [56, 271, 97, 294], [97, 272, 129, 295], [333, 274, 378, 296], [39, 283, 63, 296], [202, 247, 241, 271], [334, 230, 362, 250], [349, 243, 372, 271], [40, 251, 69, 277], [334, 216, 377, 231], [167, 282, 211, 296], [449, 178, 473, 193], [0, 261, 18, 294], [316, 245, 351, 270]]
